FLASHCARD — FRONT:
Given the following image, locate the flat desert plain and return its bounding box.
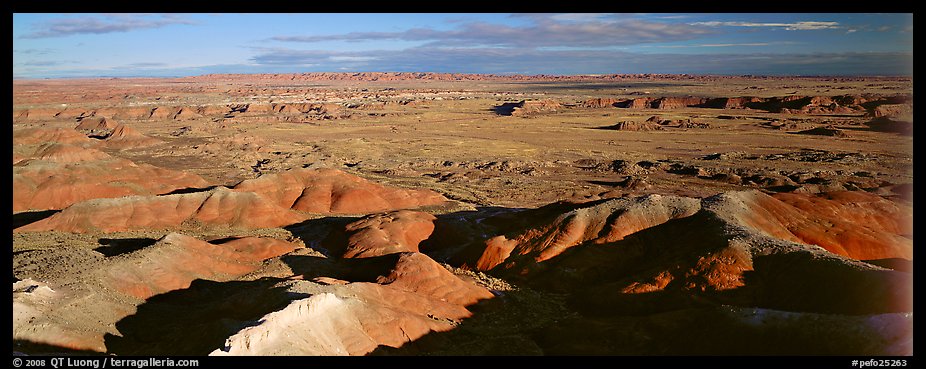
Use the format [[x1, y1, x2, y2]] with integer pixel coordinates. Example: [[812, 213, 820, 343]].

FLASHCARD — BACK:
[[12, 73, 913, 355]]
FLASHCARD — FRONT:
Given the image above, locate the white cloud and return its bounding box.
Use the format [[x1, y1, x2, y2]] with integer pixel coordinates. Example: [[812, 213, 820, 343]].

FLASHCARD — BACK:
[[329, 56, 379, 62], [272, 17, 711, 48], [693, 21, 841, 31], [21, 14, 195, 39]]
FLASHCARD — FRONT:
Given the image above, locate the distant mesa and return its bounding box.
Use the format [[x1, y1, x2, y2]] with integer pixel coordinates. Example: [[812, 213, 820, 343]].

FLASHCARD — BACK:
[[493, 100, 563, 117], [595, 93, 913, 116], [581, 97, 622, 108]]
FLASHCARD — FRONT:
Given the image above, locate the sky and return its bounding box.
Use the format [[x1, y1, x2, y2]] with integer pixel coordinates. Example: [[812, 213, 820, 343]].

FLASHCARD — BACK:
[[12, 13, 914, 78]]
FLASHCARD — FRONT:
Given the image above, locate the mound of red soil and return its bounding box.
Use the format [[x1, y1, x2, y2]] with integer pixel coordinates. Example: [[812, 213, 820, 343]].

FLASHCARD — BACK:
[[74, 117, 161, 148], [233, 168, 448, 214], [14, 127, 95, 145], [869, 103, 913, 121], [13, 157, 209, 212], [474, 195, 701, 270], [19, 143, 111, 164], [336, 210, 437, 258], [866, 117, 913, 135], [15, 187, 306, 233], [795, 126, 850, 137], [212, 252, 492, 356], [104, 233, 299, 300]]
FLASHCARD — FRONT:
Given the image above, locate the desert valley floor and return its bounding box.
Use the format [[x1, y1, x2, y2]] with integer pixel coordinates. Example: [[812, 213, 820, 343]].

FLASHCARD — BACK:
[[12, 73, 913, 355]]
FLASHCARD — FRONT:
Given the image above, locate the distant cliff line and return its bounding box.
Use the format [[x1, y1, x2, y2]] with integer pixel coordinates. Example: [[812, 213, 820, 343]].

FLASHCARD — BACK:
[[187, 72, 910, 83]]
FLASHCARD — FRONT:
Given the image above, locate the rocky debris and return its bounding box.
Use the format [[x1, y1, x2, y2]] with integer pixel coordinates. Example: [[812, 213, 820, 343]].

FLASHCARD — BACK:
[[760, 120, 811, 130], [572, 158, 610, 172], [170, 126, 192, 136], [762, 149, 873, 164], [741, 173, 797, 188], [677, 120, 711, 129], [701, 152, 748, 161], [270, 102, 350, 120], [15, 187, 306, 233], [233, 168, 449, 214], [609, 160, 651, 176], [599, 120, 663, 131], [665, 154, 896, 194], [667, 163, 711, 176], [457, 160, 553, 175], [795, 125, 850, 138]]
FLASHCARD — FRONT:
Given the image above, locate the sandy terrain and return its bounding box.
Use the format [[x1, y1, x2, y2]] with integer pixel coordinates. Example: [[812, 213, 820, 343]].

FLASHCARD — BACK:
[[12, 73, 913, 356]]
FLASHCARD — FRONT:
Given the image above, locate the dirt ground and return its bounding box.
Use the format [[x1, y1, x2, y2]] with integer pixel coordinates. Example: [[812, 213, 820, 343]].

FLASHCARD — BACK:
[[11, 74, 913, 356]]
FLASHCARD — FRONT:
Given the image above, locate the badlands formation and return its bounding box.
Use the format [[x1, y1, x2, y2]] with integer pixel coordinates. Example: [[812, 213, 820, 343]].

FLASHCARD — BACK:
[[12, 73, 913, 356]]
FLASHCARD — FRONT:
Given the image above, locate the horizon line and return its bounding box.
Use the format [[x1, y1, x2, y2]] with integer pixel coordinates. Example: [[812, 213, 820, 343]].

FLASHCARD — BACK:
[[12, 71, 914, 81]]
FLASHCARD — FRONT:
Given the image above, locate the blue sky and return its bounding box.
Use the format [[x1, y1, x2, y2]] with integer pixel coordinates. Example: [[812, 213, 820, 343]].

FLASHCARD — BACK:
[[12, 13, 914, 78]]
